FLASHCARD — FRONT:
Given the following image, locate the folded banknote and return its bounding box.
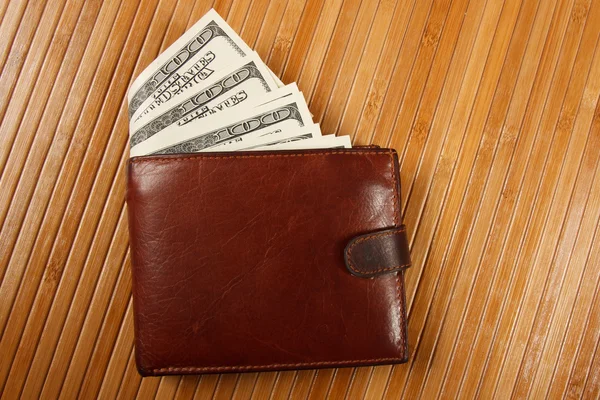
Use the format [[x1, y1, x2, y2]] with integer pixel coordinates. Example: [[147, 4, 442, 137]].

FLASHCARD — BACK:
[[127, 8, 351, 156]]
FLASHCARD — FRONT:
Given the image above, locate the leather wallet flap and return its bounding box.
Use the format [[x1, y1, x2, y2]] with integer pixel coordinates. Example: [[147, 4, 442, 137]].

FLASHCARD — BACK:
[[344, 225, 411, 277]]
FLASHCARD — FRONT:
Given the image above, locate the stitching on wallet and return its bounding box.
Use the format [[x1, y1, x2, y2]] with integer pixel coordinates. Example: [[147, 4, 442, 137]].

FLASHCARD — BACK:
[[130, 150, 393, 164], [389, 152, 398, 227], [345, 229, 410, 274], [388, 151, 406, 355], [397, 271, 405, 355], [148, 357, 405, 373]]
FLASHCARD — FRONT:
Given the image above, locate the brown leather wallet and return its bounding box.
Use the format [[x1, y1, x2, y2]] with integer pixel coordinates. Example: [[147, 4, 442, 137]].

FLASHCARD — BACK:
[[126, 148, 412, 376]]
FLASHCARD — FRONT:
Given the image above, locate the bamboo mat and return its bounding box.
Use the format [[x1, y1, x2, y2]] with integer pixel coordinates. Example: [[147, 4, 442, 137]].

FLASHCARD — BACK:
[[1, 0, 600, 398]]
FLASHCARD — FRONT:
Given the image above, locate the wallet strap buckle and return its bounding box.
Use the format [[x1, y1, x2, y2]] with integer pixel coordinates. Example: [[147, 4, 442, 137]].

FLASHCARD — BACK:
[[344, 225, 412, 278]]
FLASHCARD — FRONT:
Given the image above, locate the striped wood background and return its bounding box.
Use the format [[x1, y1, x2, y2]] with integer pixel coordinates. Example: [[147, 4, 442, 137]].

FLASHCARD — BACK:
[[1, 0, 600, 398]]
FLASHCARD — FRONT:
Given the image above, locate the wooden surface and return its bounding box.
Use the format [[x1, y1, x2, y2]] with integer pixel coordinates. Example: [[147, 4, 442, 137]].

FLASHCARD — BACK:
[[1, 0, 600, 398]]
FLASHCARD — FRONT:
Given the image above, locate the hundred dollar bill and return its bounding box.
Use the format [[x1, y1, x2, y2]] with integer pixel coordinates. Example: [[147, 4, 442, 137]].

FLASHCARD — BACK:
[[129, 58, 278, 147], [134, 53, 284, 128], [254, 134, 352, 150], [128, 9, 255, 121], [131, 84, 301, 151], [216, 124, 321, 151], [130, 93, 316, 156]]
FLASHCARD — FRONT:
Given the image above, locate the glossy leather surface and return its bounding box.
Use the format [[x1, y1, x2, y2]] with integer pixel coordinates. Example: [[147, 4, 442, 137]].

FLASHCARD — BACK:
[[345, 225, 412, 278], [126, 148, 410, 376]]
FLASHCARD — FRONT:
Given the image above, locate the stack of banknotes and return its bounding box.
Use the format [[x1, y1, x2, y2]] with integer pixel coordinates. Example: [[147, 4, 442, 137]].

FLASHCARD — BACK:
[[127, 9, 351, 157]]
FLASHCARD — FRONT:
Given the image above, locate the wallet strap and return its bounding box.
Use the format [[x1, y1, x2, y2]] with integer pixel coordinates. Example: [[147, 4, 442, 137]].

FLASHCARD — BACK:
[[344, 225, 412, 277]]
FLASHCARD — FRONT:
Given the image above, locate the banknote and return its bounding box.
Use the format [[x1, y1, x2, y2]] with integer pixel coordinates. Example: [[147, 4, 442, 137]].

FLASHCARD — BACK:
[[130, 84, 303, 151], [254, 134, 351, 150], [127, 9, 352, 154], [216, 124, 321, 151], [140, 53, 290, 124], [129, 58, 278, 147], [130, 93, 317, 156], [128, 9, 255, 122]]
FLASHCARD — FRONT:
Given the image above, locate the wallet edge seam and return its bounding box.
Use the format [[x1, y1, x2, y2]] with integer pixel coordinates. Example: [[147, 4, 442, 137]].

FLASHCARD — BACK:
[[143, 357, 407, 374]]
